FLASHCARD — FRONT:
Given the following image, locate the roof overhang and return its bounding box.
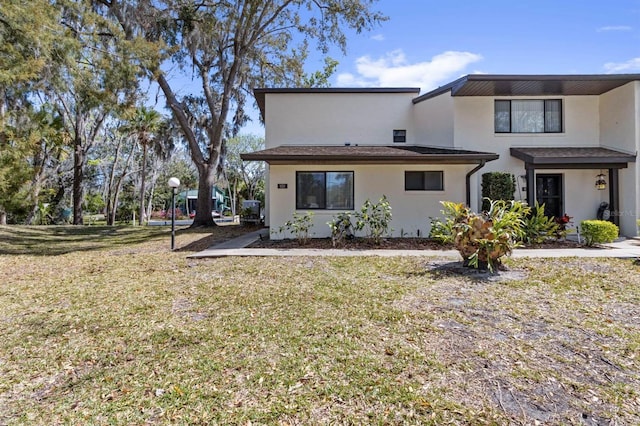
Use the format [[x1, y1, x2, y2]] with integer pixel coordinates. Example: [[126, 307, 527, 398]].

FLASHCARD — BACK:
[[414, 74, 640, 103], [241, 145, 499, 165], [510, 147, 636, 169]]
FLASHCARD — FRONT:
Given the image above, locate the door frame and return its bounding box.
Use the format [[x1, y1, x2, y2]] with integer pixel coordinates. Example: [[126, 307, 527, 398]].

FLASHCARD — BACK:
[[535, 173, 564, 217]]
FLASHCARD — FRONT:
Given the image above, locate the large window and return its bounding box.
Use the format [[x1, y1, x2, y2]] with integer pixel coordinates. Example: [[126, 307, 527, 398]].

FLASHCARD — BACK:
[[495, 99, 562, 133], [405, 171, 444, 191], [296, 171, 354, 210]]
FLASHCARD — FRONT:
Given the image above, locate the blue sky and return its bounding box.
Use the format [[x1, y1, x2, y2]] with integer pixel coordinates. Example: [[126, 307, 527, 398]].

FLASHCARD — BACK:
[[328, 0, 640, 87], [172, 0, 640, 136]]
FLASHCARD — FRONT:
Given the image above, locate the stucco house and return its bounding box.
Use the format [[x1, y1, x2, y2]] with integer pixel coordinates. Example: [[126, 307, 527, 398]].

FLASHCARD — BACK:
[[242, 74, 640, 239]]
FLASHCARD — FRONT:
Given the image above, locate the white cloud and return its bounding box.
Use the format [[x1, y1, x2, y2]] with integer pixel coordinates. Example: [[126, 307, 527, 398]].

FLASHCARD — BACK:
[[336, 50, 483, 91], [597, 25, 632, 32], [604, 57, 640, 73], [370, 34, 385, 41]]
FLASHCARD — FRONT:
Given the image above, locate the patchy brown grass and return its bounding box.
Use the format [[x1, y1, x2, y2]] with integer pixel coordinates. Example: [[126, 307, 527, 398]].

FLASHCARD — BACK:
[[0, 226, 639, 424]]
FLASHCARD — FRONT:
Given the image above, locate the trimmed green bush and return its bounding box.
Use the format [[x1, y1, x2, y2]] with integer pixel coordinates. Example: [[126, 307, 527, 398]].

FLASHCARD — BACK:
[[481, 172, 516, 211], [580, 220, 618, 246]]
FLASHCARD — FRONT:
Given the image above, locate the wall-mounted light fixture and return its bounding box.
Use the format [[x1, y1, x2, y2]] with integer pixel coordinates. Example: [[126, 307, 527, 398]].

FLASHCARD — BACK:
[[595, 171, 607, 190]]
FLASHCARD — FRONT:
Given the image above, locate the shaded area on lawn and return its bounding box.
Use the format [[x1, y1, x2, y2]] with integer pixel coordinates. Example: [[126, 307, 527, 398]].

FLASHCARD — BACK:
[[0, 224, 256, 256]]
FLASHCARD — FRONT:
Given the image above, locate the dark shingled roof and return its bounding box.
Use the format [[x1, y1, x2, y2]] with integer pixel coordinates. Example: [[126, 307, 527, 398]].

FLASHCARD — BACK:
[[241, 145, 499, 164], [510, 147, 636, 168], [413, 74, 640, 103]]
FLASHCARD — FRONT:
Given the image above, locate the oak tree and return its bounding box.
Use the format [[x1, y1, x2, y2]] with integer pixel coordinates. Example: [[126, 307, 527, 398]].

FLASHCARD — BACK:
[[98, 0, 386, 226]]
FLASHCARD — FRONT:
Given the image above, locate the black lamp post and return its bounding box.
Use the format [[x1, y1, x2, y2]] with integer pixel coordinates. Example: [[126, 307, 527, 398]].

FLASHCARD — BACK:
[[168, 177, 180, 250]]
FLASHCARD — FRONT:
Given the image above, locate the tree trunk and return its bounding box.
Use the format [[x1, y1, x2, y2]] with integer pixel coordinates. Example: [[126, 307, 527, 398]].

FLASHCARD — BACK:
[[192, 164, 216, 227], [139, 142, 147, 226], [24, 147, 48, 225], [72, 135, 84, 225], [0, 210, 6, 225], [107, 138, 135, 226]]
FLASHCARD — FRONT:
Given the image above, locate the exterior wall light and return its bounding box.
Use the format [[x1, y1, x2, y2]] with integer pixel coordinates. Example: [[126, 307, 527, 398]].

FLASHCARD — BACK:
[[595, 172, 607, 190]]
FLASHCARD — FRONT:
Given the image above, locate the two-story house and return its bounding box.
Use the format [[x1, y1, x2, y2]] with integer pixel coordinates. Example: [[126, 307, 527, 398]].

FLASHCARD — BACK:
[[242, 74, 639, 239]]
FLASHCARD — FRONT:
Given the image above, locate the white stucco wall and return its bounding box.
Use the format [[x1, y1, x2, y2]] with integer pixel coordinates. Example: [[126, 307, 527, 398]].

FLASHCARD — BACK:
[[260, 84, 639, 238], [267, 164, 470, 239], [600, 81, 639, 236], [412, 93, 455, 147], [451, 95, 624, 232], [263, 92, 416, 147]]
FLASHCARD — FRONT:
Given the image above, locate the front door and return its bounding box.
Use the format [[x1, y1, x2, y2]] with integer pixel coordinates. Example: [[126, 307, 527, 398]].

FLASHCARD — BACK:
[[536, 174, 563, 217]]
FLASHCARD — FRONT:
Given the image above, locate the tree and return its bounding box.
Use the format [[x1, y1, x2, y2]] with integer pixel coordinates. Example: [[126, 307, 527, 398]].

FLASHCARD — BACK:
[[0, 0, 71, 224], [52, 2, 132, 224], [122, 106, 162, 224], [97, 0, 386, 226], [224, 134, 265, 214]]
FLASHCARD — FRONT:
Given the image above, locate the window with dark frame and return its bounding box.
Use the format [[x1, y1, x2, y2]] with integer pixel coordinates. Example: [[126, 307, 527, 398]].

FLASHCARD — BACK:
[[495, 99, 562, 133], [393, 129, 407, 143], [405, 171, 444, 191], [296, 171, 354, 210]]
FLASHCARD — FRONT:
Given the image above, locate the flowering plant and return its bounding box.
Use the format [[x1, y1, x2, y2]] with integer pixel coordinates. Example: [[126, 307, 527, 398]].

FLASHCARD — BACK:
[[555, 214, 573, 239], [555, 214, 572, 225]]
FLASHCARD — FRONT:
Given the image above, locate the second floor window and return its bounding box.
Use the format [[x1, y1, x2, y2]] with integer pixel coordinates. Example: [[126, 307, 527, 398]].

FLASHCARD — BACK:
[[495, 99, 562, 133]]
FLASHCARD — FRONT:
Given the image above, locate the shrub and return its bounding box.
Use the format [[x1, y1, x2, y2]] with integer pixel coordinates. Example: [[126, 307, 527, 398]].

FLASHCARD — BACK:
[[354, 195, 392, 245], [277, 211, 314, 245], [481, 172, 516, 211], [327, 212, 354, 247], [429, 201, 468, 244], [440, 199, 528, 271], [522, 202, 560, 244], [580, 220, 618, 246]]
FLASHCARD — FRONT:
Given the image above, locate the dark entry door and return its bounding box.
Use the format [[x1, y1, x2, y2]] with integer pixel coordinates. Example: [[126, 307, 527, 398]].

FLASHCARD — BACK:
[[536, 174, 563, 217]]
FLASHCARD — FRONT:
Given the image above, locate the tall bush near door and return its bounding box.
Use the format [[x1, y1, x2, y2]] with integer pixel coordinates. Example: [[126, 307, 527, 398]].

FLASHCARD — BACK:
[[481, 172, 516, 211]]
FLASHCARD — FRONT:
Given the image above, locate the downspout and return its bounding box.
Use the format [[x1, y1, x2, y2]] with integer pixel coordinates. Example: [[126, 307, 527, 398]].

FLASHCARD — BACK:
[[466, 161, 486, 207]]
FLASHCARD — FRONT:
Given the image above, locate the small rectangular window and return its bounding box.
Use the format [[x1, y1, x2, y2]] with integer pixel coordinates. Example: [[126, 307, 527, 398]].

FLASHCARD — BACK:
[[296, 171, 354, 210], [405, 171, 444, 191], [393, 129, 407, 143]]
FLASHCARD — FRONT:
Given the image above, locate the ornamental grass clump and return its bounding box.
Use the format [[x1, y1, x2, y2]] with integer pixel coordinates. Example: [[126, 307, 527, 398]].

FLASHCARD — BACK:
[[439, 199, 528, 271]]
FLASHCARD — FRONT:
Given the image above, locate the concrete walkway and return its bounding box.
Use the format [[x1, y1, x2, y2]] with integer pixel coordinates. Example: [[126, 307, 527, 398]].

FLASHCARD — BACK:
[[188, 231, 640, 259]]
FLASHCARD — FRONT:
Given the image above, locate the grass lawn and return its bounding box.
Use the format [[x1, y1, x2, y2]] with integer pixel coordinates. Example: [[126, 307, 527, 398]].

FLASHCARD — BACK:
[[0, 226, 639, 424]]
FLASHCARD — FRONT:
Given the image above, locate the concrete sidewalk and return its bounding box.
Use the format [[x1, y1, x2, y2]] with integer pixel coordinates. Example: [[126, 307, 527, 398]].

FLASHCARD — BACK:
[[188, 232, 640, 259]]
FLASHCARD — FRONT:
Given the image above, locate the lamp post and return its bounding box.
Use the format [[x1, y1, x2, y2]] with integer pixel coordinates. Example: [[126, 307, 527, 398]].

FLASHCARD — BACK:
[[168, 177, 180, 250]]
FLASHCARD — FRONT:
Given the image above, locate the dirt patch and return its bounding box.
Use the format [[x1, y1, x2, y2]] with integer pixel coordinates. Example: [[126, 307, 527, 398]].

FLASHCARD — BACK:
[[394, 260, 640, 424]]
